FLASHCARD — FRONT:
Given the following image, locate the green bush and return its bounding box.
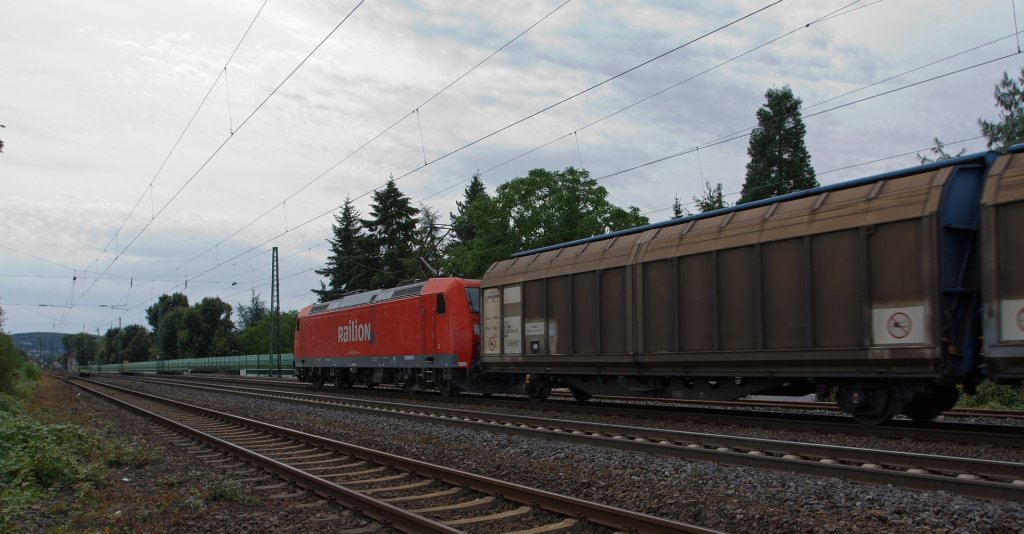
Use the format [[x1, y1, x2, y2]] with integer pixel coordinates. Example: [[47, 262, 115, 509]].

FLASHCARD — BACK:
[[957, 381, 1024, 410], [0, 401, 101, 525], [0, 334, 38, 398]]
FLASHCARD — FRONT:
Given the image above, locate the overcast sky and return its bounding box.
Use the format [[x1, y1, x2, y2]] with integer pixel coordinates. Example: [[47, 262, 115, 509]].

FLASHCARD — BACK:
[[1, 0, 1020, 335]]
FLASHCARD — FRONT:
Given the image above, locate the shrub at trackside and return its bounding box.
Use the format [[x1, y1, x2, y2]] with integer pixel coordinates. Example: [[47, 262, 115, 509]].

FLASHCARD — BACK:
[[0, 333, 98, 527]]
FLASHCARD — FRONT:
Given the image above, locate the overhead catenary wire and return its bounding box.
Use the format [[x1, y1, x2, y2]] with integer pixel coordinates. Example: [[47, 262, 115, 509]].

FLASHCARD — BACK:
[[18, 3, 1007, 327], [161, 0, 574, 279], [95, 130, 987, 330], [194, 133, 997, 314], [76, 0, 271, 284], [116, 0, 981, 318], [62, 0, 368, 328], [593, 51, 1021, 184], [155, 0, 787, 294], [418, 0, 876, 203]]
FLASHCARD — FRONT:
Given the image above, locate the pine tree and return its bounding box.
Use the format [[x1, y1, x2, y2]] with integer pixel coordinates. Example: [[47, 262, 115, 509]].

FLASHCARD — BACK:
[[450, 173, 488, 244], [979, 68, 1024, 152], [313, 197, 371, 301], [739, 85, 817, 204], [363, 178, 418, 288], [671, 195, 684, 219], [916, 137, 966, 164], [443, 185, 504, 279]]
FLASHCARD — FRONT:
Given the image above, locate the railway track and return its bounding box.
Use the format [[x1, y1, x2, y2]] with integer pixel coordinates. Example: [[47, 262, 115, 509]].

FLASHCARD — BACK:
[[100, 374, 1024, 502], [108, 373, 1024, 446], [68, 377, 714, 534]]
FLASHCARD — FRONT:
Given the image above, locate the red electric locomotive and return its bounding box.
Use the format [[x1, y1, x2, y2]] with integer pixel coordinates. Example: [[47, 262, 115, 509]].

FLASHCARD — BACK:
[[294, 277, 481, 395]]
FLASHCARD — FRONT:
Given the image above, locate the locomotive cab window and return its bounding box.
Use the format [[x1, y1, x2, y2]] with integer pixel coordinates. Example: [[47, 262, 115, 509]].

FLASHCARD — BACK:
[[465, 287, 481, 313], [436, 294, 446, 315]]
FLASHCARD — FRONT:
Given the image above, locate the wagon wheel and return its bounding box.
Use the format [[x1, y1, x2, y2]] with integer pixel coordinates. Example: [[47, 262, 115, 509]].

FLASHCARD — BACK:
[[850, 395, 903, 426]]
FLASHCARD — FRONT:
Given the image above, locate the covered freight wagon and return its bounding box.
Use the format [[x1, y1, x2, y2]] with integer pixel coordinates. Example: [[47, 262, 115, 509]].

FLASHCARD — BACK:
[[480, 150, 1012, 424]]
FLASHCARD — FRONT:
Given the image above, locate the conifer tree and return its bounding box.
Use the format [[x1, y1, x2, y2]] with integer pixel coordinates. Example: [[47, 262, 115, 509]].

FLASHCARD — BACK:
[[739, 85, 817, 204], [363, 178, 418, 288], [443, 177, 503, 279], [313, 197, 371, 301], [979, 68, 1024, 152], [450, 173, 488, 245], [671, 195, 684, 219]]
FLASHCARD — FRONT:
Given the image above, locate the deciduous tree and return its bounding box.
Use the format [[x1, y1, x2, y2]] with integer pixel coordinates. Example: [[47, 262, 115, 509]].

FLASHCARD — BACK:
[[146, 293, 189, 331], [62, 332, 99, 366], [445, 167, 648, 278], [236, 290, 268, 330], [692, 179, 726, 213]]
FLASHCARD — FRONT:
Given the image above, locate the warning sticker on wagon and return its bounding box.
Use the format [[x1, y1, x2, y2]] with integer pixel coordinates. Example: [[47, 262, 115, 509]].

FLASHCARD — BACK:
[[1000, 299, 1024, 342], [872, 306, 926, 345]]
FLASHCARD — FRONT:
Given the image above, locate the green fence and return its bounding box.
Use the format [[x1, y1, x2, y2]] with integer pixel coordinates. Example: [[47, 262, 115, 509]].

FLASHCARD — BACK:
[[82, 353, 295, 376]]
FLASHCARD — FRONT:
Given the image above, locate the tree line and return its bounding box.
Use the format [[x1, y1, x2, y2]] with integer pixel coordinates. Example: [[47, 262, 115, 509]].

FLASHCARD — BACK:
[[62, 291, 296, 366]]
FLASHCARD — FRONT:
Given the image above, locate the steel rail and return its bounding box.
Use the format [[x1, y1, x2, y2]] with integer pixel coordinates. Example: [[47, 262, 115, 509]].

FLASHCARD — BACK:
[[66, 378, 462, 534], [111, 373, 1024, 447], [69, 377, 720, 534], [99, 375, 1024, 502]]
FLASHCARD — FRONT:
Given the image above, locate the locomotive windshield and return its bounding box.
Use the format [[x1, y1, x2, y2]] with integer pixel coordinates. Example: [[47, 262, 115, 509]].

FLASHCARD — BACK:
[[465, 287, 481, 313]]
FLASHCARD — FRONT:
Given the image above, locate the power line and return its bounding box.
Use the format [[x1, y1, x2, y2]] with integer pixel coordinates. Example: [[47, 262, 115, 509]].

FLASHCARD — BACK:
[[162, 0, 573, 280], [77, 0, 271, 287], [63, 0, 368, 328], [593, 50, 1021, 184], [162, 0, 787, 293], [418, 0, 877, 205]]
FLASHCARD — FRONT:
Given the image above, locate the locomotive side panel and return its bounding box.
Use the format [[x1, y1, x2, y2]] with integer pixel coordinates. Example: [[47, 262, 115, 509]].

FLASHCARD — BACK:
[[294, 278, 481, 389]]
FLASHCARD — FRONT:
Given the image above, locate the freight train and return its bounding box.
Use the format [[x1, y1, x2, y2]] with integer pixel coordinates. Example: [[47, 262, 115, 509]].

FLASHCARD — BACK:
[[294, 146, 1024, 424]]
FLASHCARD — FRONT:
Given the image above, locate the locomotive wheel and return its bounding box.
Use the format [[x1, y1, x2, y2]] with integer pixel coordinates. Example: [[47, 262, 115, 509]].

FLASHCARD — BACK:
[[569, 386, 592, 402], [439, 379, 460, 397], [333, 375, 349, 391], [313, 373, 326, 389]]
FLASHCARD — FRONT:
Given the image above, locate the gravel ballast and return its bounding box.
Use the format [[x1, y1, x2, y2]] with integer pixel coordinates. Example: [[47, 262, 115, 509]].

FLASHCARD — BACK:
[[96, 377, 1024, 533]]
